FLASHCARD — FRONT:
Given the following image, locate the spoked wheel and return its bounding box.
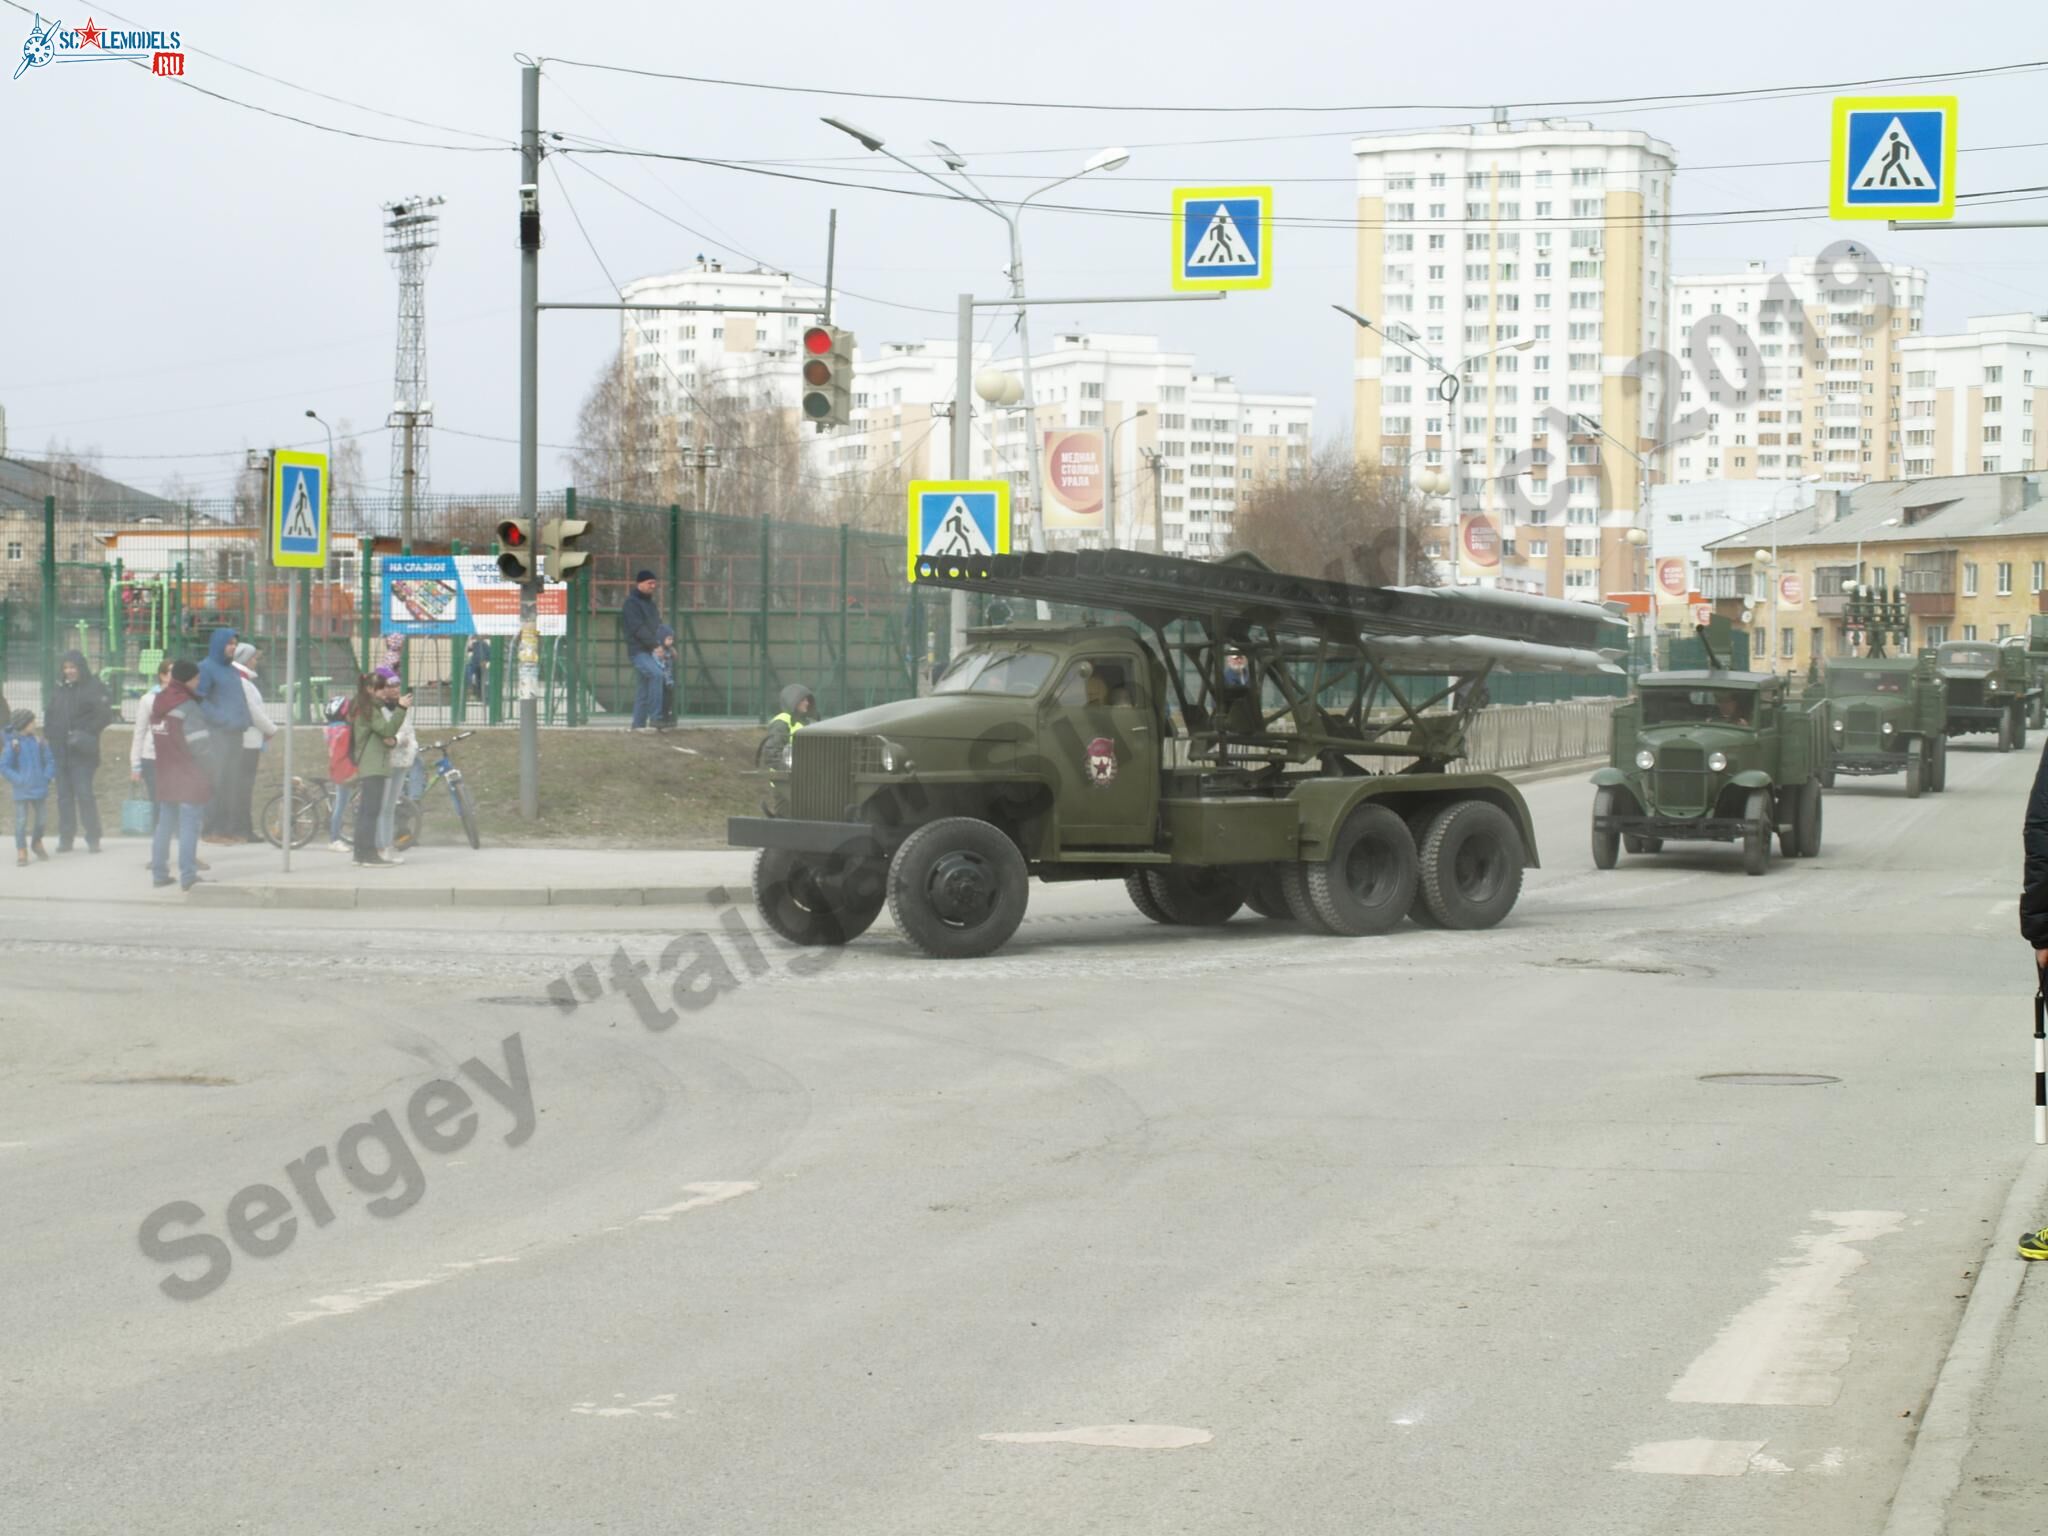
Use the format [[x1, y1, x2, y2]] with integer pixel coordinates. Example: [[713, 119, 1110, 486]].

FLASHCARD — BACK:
[[1741, 789, 1773, 876], [886, 818, 1029, 959], [1417, 801, 1526, 929], [391, 800, 422, 853], [260, 789, 322, 850], [1305, 803, 1418, 937], [754, 847, 888, 947], [451, 780, 481, 849]]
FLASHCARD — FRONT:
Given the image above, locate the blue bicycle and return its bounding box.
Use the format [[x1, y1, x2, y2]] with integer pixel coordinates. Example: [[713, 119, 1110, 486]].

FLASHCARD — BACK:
[[393, 731, 481, 851]]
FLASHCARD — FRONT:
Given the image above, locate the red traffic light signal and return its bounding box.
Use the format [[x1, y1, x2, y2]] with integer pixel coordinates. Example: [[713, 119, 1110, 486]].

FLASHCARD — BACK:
[[803, 325, 834, 355], [496, 518, 535, 581], [800, 324, 853, 426], [499, 520, 528, 547]]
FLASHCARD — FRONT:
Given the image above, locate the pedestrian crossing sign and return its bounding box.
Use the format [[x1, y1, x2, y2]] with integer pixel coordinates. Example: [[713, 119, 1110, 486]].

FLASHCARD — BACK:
[[908, 480, 1010, 581], [1831, 96, 1956, 220], [269, 449, 330, 569], [1173, 186, 1271, 291]]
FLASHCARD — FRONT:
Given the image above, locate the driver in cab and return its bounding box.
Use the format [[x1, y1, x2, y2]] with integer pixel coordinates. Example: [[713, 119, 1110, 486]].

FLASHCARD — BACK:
[[1715, 691, 1749, 725]]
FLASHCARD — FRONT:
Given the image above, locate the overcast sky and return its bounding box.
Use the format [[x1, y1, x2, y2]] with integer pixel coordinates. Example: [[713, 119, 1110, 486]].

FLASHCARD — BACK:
[[4, 0, 2043, 502]]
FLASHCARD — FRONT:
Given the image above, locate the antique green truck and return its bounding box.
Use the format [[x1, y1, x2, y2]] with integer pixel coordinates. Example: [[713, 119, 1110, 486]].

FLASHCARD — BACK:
[[1937, 639, 2038, 751], [1814, 654, 1949, 794], [730, 548, 1625, 958]]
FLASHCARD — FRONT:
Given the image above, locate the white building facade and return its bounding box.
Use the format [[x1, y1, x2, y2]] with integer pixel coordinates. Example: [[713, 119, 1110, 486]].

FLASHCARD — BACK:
[[1898, 313, 2048, 479], [1670, 253, 1926, 490], [1350, 119, 1677, 600]]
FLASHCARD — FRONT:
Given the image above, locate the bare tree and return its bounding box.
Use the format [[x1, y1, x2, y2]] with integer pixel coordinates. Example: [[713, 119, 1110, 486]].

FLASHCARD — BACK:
[[331, 420, 370, 539], [566, 355, 671, 505], [1229, 446, 1440, 588]]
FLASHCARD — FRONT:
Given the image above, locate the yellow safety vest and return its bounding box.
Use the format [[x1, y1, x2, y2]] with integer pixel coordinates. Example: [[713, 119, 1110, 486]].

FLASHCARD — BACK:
[[772, 713, 805, 735]]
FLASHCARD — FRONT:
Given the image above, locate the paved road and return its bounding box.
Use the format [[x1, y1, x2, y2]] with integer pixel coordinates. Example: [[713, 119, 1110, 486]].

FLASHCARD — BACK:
[[1, 746, 2038, 1534]]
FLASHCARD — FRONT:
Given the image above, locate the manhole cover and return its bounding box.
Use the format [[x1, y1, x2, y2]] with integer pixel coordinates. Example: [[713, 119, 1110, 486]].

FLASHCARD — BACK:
[[1699, 1073, 1840, 1087]]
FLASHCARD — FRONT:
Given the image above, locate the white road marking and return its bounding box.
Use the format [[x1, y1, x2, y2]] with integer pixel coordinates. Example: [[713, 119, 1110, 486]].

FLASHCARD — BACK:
[[1669, 1209, 1905, 1406], [1615, 1439, 1767, 1476], [0, 1141, 27, 1150], [635, 1181, 759, 1222], [980, 1425, 1212, 1450], [286, 1253, 521, 1324], [572, 1392, 678, 1421]]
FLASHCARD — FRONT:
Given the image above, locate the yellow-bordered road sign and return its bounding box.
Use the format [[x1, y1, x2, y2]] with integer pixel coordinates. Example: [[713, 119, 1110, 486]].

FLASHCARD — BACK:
[[908, 480, 1010, 581], [1173, 186, 1272, 291], [270, 450, 329, 569], [1831, 96, 1957, 221]]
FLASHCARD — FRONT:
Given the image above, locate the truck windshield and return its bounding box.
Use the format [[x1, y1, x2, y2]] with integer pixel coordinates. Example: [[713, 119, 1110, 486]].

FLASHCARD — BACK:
[[1941, 650, 1995, 668], [1641, 688, 1754, 725], [932, 648, 1056, 697], [1834, 670, 1905, 694]]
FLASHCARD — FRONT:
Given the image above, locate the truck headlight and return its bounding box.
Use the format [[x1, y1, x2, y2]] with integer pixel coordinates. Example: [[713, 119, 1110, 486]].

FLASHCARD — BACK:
[[876, 738, 912, 773], [1707, 751, 1729, 772], [1832, 719, 1845, 731], [1635, 749, 1656, 770], [1881, 721, 1895, 736]]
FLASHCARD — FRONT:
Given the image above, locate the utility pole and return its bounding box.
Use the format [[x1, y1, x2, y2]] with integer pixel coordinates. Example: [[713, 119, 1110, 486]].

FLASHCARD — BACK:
[[516, 63, 541, 819], [683, 444, 719, 512], [1141, 447, 1166, 553]]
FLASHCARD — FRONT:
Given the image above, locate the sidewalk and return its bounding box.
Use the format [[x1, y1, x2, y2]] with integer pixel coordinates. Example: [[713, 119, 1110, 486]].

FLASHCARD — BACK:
[[1935, 1226, 2048, 1532]]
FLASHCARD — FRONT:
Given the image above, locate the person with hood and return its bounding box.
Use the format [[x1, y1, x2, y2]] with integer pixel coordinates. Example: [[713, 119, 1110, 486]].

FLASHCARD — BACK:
[[149, 659, 212, 891], [348, 667, 410, 869], [621, 570, 665, 731], [44, 649, 111, 853], [1, 709, 56, 866], [194, 626, 250, 842], [756, 683, 817, 768], [230, 642, 279, 842]]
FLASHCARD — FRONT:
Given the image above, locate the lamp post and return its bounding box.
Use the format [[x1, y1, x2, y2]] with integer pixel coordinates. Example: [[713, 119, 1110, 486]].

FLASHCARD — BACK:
[[825, 118, 1129, 552], [1105, 408, 1149, 547], [1385, 444, 1447, 586]]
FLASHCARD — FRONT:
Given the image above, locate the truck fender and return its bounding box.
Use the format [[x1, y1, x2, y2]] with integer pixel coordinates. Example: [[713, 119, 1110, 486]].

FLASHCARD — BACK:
[[1287, 773, 1541, 869], [1589, 766, 1629, 787], [1730, 769, 1774, 790]]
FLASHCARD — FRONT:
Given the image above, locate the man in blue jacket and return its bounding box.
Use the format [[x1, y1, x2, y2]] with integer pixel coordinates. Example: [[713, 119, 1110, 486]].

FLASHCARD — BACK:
[[194, 626, 250, 842], [620, 570, 664, 732], [1, 708, 55, 865]]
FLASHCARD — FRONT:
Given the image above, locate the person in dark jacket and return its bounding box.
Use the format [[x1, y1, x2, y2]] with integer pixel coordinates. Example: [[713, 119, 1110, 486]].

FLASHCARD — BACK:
[[44, 649, 111, 852], [194, 625, 249, 840], [621, 570, 664, 731], [150, 659, 213, 891]]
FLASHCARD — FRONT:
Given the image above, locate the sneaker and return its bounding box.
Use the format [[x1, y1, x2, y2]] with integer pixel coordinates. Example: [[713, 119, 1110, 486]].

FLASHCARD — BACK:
[[2020, 1227, 2048, 1261], [382, 854, 406, 866], [354, 856, 397, 869], [328, 840, 351, 854], [196, 858, 211, 872], [31, 840, 48, 861], [152, 877, 175, 889], [14, 850, 25, 867], [180, 877, 203, 892], [87, 843, 101, 854], [55, 843, 73, 854]]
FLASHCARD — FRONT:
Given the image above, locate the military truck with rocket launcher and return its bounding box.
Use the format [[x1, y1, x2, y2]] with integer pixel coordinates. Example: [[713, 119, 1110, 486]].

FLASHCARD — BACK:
[[727, 547, 1625, 958], [1811, 585, 1948, 795]]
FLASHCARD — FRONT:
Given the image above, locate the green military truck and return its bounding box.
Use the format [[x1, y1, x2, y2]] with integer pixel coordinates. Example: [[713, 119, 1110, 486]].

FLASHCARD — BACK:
[[1812, 653, 1949, 795], [1590, 648, 1827, 876], [729, 548, 1625, 958], [1938, 639, 2039, 751]]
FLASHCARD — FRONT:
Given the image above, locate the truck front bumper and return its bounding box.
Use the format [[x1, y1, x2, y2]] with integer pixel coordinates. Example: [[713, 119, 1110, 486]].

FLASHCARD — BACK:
[[1593, 811, 1754, 843], [727, 816, 888, 860], [1945, 707, 2006, 733], [1830, 751, 1908, 776]]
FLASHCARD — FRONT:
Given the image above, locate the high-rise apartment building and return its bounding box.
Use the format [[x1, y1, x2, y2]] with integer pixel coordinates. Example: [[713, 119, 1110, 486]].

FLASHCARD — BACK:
[[842, 331, 1312, 555], [1351, 119, 1676, 600], [1898, 313, 2048, 478], [1670, 252, 1926, 489]]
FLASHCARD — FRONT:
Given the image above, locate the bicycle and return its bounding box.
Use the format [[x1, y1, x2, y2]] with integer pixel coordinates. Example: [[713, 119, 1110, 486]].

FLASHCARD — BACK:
[[261, 775, 344, 850], [392, 731, 480, 852]]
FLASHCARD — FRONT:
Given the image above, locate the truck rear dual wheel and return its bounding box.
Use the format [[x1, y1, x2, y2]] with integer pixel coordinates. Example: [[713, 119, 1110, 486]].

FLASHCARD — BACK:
[[1243, 865, 1293, 920], [886, 817, 1029, 959], [2031, 696, 2044, 731], [753, 848, 888, 946], [1797, 780, 1823, 857], [1303, 803, 1417, 937], [1415, 801, 1525, 930], [1147, 867, 1246, 926]]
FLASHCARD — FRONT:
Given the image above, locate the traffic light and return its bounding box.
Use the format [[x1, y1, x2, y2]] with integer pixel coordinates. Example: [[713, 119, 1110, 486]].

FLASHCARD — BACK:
[[496, 518, 535, 582], [800, 324, 854, 428], [545, 517, 592, 577]]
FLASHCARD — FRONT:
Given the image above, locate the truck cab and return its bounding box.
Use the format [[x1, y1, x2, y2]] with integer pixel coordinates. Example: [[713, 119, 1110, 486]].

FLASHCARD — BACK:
[[1818, 653, 1948, 791], [1591, 669, 1825, 874]]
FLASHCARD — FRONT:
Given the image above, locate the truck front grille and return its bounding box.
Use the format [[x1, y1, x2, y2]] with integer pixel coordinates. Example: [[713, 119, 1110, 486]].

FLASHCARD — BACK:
[[1844, 705, 1882, 752], [1947, 679, 1985, 708], [1654, 745, 1709, 816], [791, 733, 856, 822]]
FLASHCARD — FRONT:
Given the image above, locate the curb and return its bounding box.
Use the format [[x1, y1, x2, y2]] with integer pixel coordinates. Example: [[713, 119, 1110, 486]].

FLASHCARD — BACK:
[[184, 882, 735, 910], [1880, 1145, 2048, 1536]]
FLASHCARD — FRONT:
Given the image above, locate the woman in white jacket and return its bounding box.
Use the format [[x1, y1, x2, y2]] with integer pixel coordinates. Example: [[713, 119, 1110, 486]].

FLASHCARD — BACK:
[[375, 703, 420, 863], [232, 643, 279, 843]]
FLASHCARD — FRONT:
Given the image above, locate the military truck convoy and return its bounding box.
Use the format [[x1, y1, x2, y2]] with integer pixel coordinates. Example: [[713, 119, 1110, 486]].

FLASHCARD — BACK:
[[730, 547, 1625, 958], [1936, 639, 2038, 752]]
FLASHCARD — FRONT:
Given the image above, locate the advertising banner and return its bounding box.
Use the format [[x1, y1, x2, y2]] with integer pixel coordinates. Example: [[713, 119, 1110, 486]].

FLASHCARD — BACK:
[[382, 556, 566, 637], [1656, 557, 1688, 597], [1042, 429, 1106, 532], [1458, 513, 1501, 575], [1777, 572, 1805, 610]]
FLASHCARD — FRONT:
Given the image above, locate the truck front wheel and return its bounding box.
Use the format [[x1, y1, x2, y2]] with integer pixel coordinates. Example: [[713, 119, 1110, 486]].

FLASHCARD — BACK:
[[886, 818, 1029, 959], [1998, 710, 2016, 753], [1931, 734, 1948, 793], [1906, 738, 1925, 799], [1305, 803, 1419, 937], [1741, 789, 1772, 876], [753, 848, 887, 946], [1591, 788, 1621, 871], [1418, 801, 1526, 929]]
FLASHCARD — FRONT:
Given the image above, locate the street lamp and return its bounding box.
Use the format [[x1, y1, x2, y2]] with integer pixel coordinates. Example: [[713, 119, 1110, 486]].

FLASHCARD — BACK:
[[1385, 444, 1447, 586], [826, 118, 1130, 553], [1106, 408, 1148, 547]]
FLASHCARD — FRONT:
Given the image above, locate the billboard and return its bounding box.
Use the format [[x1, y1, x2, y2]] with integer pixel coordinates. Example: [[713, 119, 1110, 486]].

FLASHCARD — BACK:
[[1458, 513, 1501, 573], [382, 556, 567, 637], [1042, 429, 1106, 532], [1656, 557, 1688, 597], [1777, 572, 1805, 610]]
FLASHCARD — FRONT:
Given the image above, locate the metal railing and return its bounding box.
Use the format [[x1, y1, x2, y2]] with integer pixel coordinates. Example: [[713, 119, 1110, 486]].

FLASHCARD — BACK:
[[1455, 698, 1619, 773]]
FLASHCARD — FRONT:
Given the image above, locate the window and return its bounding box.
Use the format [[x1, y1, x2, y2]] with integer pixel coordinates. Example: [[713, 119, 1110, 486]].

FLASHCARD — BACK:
[[3, 541, 18, 561], [1389, 203, 1415, 221], [1534, 200, 1552, 218], [1781, 628, 1795, 659], [1387, 175, 1414, 192], [1570, 167, 1601, 186], [1429, 172, 1446, 188], [1387, 233, 1415, 252], [1565, 570, 1596, 591], [1428, 234, 1445, 250], [1986, 366, 2004, 384], [1986, 396, 2003, 414], [2033, 560, 2045, 594], [1570, 198, 1602, 217], [1963, 625, 1979, 641], [1925, 624, 1949, 647], [1998, 561, 2014, 595], [1429, 203, 1447, 219], [1964, 562, 1979, 596], [1999, 623, 2014, 640], [1986, 425, 2003, 443], [1080, 381, 1103, 399]]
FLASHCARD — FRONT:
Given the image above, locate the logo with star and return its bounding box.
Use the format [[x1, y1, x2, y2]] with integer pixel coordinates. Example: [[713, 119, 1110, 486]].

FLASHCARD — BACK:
[[74, 17, 102, 47]]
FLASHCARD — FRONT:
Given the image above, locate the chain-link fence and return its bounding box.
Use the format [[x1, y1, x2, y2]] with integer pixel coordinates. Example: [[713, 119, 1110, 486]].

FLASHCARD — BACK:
[[0, 492, 938, 729]]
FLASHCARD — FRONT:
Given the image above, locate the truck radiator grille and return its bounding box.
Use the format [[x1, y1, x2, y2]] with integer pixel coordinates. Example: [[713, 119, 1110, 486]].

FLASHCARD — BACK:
[[791, 734, 856, 822], [1947, 679, 1985, 708], [1844, 705, 1882, 751], [1654, 745, 1709, 815]]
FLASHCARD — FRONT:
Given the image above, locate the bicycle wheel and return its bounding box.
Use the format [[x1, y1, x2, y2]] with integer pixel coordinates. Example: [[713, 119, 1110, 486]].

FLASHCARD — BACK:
[[392, 799, 422, 853], [261, 790, 323, 850], [452, 781, 481, 849]]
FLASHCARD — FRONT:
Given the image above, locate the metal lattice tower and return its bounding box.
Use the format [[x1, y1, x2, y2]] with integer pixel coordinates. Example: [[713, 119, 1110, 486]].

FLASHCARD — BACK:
[[383, 195, 444, 539]]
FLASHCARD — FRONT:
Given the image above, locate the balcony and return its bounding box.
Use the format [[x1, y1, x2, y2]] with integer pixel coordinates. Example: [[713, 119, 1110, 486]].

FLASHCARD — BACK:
[[1905, 590, 1955, 619]]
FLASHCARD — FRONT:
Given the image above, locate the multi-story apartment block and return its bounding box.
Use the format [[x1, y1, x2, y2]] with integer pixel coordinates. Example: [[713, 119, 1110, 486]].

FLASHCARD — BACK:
[[1670, 253, 1926, 489], [1351, 119, 1677, 601], [842, 331, 1312, 556], [1898, 313, 2048, 479], [617, 258, 827, 419]]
